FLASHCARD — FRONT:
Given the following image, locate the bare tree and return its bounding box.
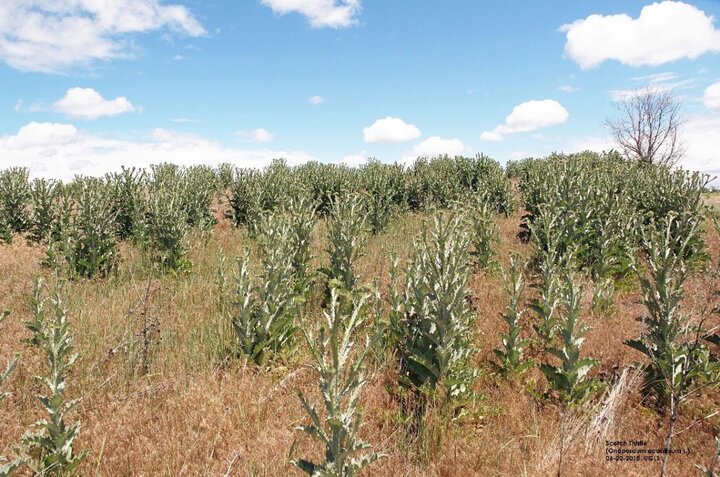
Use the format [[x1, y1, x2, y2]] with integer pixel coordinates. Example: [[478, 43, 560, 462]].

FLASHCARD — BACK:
[[605, 87, 685, 167]]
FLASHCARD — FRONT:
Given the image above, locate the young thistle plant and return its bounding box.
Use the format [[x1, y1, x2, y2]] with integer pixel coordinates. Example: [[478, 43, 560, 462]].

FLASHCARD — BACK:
[[464, 193, 499, 270], [22, 279, 87, 476], [324, 194, 369, 295], [625, 213, 720, 476], [391, 212, 477, 414], [494, 254, 533, 376], [529, 208, 566, 345], [0, 312, 16, 403], [539, 272, 601, 404], [292, 287, 384, 477], [229, 212, 305, 365], [286, 195, 318, 290], [625, 213, 720, 409], [143, 179, 192, 273]]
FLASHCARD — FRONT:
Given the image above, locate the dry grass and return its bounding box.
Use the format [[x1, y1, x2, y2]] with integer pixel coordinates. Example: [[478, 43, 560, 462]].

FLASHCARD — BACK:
[[1, 202, 719, 476]]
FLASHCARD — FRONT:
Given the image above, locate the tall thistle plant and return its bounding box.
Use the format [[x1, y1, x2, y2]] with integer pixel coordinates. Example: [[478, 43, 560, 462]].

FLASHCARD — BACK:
[[22, 279, 87, 476], [143, 179, 192, 273], [465, 194, 499, 270], [292, 288, 384, 476], [539, 272, 601, 404], [625, 213, 720, 477], [108, 167, 146, 240], [529, 207, 567, 345], [286, 195, 318, 290], [28, 178, 60, 245], [0, 167, 31, 239], [493, 254, 533, 376], [390, 212, 476, 416], [230, 213, 302, 365], [48, 179, 119, 279], [324, 194, 369, 295]]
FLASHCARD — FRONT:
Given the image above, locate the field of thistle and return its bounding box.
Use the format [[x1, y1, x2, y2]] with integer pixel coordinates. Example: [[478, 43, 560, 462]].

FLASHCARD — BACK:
[[0, 152, 718, 476]]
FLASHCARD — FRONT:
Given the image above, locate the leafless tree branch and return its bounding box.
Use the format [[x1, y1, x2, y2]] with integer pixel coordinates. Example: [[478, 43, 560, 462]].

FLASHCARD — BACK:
[[605, 87, 685, 167]]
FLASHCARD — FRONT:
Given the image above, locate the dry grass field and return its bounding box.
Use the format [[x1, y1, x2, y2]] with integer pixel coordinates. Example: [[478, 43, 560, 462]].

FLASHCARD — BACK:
[[1, 192, 718, 477]]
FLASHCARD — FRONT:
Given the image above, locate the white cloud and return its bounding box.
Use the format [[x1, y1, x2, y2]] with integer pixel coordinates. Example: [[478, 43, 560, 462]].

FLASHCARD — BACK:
[[610, 78, 698, 102], [704, 81, 720, 112], [680, 115, 720, 181], [53, 88, 138, 120], [260, 0, 361, 28], [335, 151, 368, 167], [560, 1, 720, 69], [566, 135, 616, 154], [401, 136, 467, 164], [0, 0, 206, 73], [0, 122, 316, 181], [481, 100, 569, 141], [363, 116, 421, 143], [557, 85, 579, 93], [4, 122, 78, 149], [510, 151, 528, 160], [309, 95, 326, 105], [235, 128, 274, 143], [630, 72, 679, 83]]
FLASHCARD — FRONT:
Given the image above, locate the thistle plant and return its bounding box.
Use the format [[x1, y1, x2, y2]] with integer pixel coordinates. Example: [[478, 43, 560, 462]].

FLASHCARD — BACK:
[[27, 178, 60, 244], [286, 195, 318, 290], [0, 167, 31, 238], [182, 165, 218, 231], [230, 214, 301, 365], [539, 272, 601, 404], [0, 311, 18, 403], [108, 167, 145, 240], [227, 169, 263, 231], [529, 211, 564, 345], [391, 212, 476, 415], [360, 160, 403, 235], [624, 213, 720, 476], [324, 194, 369, 295], [493, 254, 533, 376], [50, 179, 119, 279], [465, 194, 498, 270], [143, 179, 192, 272], [292, 287, 384, 476], [22, 279, 87, 476]]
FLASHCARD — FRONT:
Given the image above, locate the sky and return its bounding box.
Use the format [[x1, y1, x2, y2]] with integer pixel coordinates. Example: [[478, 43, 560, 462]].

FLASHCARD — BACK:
[[0, 0, 719, 180]]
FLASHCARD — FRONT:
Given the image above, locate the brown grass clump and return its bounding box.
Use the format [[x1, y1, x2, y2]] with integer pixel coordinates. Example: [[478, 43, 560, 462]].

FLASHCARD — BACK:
[[1, 201, 719, 476]]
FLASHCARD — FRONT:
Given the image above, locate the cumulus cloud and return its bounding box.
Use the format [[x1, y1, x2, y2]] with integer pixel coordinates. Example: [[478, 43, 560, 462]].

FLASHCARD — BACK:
[[481, 100, 569, 141], [560, 1, 720, 69], [704, 81, 720, 113], [363, 116, 421, 143], [235, 128, 274, 143], [53, 88, 138, 120], [0, 0, 206, 73], [335, 151, 368, 167], [309, 95, 326, 105], [680, 115, 720, 181], [0, 122, 316, 181], [401, 136, 467, 165], [3, 122, 79, 149], [260, 0, 361, 28]]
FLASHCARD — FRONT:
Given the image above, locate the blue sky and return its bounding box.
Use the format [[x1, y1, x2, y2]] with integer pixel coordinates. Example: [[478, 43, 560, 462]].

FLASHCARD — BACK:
[[0, 0, 719, 179]]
